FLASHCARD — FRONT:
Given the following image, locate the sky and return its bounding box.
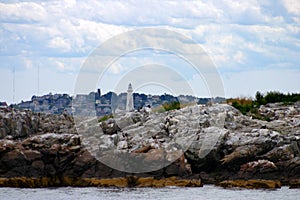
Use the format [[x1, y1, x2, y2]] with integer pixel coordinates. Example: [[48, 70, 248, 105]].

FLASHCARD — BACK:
[[0, 0, 300, 104]]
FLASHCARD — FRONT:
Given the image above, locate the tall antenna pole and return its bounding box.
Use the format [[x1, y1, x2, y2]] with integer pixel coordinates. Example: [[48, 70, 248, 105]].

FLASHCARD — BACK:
[[37, 63, 40, 95], [12, 65, 15, 121], [13, 65, 15, 104]]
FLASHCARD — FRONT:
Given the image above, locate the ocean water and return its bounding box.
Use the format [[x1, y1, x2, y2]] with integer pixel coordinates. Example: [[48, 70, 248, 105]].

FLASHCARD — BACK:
[[0, 185, 299, 200]]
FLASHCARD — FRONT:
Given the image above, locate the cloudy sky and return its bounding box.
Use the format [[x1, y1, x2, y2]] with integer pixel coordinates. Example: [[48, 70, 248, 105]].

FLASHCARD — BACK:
[[0, 0, 300, 104]]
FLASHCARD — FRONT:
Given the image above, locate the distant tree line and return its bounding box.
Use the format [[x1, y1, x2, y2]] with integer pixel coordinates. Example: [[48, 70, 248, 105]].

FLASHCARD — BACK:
[[227, 91, 300, 120], [255, 91, 300, 105]]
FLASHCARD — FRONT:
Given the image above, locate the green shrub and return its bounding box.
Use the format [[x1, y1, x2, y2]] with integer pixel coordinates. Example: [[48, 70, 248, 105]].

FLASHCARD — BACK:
[[229, 91, 300, 120], [231, 100, 254, 115], [162, 101, 181, 111]]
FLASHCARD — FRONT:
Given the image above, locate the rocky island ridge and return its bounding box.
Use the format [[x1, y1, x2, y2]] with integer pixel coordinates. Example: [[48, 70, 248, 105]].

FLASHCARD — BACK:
[[0, 101, 300, 189]]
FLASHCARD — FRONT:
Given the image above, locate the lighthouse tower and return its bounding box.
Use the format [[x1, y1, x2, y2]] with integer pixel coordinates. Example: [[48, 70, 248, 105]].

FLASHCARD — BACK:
[[126, 83, 134, 111]]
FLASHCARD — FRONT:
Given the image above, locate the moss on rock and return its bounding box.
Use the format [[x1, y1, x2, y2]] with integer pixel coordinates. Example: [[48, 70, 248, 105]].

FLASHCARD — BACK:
[[217, 179, 281, 189], [0, 176, 202, 188]]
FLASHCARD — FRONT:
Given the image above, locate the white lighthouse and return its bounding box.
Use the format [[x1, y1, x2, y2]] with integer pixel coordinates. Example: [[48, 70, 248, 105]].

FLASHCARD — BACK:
[[126, 83, 134, 112]]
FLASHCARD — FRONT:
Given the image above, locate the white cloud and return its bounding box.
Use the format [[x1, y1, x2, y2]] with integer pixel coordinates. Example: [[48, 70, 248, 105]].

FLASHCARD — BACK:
[[56, 61, 65, 71], [0, 0, 299, 103], [48, 37, 71, 52], [23, 57, 33, 69], [283, 0, 300, 15], [247, 25, 286, 43], [75, 19, 129, 45], [212, 0, 268, 24], [48, 57, 83, 74], [233, 51, 246, 64], [0, 2, 47, 23], [191, 21, 300, 72], [108, 62, 128, 74]]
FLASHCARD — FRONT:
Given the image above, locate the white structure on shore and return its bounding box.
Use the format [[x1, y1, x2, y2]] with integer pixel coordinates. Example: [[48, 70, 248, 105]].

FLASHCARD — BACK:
[[126, 83, 134, 111]]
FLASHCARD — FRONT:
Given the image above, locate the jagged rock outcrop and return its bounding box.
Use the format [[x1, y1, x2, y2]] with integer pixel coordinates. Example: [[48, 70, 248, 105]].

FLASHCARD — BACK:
[[0, 108, 75, 139], [0, 102, 300, 188], [0, 132, 190, 181]]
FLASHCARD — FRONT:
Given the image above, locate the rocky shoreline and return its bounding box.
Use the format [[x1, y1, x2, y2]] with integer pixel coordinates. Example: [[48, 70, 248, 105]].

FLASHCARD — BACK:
[[0, 176, 202, 188], [0, 102, 299, 189]]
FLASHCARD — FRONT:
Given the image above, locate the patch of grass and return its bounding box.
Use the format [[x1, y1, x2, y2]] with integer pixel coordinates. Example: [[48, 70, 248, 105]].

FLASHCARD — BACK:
[[98, 114, 113, 122]]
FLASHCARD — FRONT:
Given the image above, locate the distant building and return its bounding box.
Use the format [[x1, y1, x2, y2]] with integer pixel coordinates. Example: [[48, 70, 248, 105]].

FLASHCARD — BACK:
[[96, 89, 101, 99], [0, 102, 8, 108], [126, 83, 134, 111], [18, 101, 31, 109], [75, 94, 87, 102]]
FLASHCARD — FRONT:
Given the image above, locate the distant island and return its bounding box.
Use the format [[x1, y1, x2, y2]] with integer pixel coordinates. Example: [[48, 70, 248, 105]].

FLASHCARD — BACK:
[[3, 88, 225, 116]]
